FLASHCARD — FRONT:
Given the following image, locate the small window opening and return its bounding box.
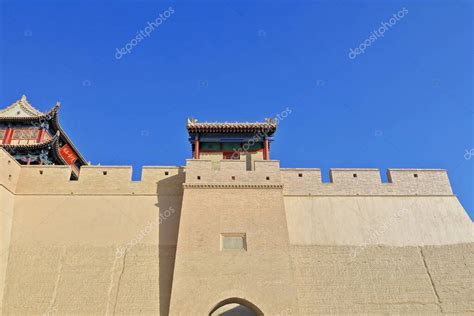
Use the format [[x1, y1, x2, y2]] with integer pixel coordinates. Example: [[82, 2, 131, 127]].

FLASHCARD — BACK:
[[231, 176, 235, 180], [197, 176, 201, 180], [221, 233, 247, 251], [39, 170, 43, 175], [298, 173, 303, 177], [353, 173, 357, 178], [165, 171, 169, 176], [266, 176, 270, 180], [103, 171, 107, 175], [414, 174, 418, 178]]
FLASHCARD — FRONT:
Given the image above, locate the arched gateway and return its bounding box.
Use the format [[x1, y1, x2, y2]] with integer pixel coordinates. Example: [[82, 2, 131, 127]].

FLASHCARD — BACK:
[[209, 298, 264, 316]]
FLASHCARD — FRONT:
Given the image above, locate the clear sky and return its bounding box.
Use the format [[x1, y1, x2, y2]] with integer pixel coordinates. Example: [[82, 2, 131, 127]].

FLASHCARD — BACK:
[[1, 0, 472, 219]]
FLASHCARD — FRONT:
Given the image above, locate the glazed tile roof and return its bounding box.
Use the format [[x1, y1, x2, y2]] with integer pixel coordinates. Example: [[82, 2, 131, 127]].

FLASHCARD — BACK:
[[0, 96, 87, 165], [186, 118, 277, 134], [0, 95, 43, 117]]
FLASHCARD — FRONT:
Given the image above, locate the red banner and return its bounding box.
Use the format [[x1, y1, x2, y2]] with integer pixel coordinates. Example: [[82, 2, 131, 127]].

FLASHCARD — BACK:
[[59, 144, 78, 165]]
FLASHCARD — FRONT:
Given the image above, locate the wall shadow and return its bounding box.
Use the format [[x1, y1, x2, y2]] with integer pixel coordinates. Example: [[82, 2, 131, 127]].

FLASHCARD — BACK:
[[156, 169, 185, 316]]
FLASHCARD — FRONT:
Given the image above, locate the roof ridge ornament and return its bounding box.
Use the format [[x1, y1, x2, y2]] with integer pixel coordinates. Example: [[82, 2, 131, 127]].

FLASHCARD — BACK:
[[265, 117, 277, 125], [187, 117, 198, 124]]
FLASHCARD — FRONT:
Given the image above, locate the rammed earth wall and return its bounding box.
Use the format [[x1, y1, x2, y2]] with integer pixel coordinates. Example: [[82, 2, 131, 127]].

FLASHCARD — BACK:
[[0, 149, 472, 314]]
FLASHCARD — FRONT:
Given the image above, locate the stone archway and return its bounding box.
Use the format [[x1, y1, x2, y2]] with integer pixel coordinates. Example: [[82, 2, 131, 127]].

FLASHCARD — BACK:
[[209, 298, 264, 316]]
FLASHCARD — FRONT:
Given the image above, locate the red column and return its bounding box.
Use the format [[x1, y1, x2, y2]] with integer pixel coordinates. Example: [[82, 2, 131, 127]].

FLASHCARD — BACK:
[[194, 136, 200, 159], [36, 128, 45, 143], [4, 128, 13, 144], [263, 138, 269, 160], [1, 128, 7, 144]]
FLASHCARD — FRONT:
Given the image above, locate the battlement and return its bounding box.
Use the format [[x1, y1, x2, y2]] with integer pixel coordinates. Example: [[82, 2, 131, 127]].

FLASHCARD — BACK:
[[0, 149, 454, 196], [281, 168, 453, 196]]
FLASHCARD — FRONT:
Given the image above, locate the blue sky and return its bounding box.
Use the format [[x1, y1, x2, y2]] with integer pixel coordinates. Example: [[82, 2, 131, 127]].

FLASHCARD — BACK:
[[1, 0, 472, 218]]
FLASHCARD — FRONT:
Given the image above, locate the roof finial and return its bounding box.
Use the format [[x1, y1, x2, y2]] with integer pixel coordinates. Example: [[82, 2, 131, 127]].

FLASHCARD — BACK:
[[20, 95, 27, 102], [265, 117, 277, 125]]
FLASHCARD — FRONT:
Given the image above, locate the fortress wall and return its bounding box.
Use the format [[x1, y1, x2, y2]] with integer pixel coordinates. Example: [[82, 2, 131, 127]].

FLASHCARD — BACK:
[[284, 196, 474, 246], [1, 152, 185, 314], [290, 243, 474, 314], [169, 159, 298, 314], [2, 149, 473, 314], [282, 168, 453, 195]]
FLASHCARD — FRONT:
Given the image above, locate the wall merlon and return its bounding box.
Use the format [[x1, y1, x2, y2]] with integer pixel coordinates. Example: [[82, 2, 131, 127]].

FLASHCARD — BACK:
[[78, 165, 133, 182], [19, 165, 72, 181], [0, 149, 22, 193], [254, 160, 280, 172], [186, 159, 212, 171], [281, 169, 322, 185], [329, 168, 381, 184], [387, 169, 448, 182], [141, 166, 185, 183]]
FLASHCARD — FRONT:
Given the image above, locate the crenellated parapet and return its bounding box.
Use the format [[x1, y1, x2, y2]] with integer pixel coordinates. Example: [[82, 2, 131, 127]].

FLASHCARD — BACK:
[[1, 148, 185, 195], [0, 149, 454, 196], [184, 159, 453, 195], [282, 168, 453, 196]]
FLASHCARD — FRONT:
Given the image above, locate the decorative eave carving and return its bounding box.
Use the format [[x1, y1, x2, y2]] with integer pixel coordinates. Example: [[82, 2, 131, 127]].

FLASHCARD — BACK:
[[1, 131, 60, 150]]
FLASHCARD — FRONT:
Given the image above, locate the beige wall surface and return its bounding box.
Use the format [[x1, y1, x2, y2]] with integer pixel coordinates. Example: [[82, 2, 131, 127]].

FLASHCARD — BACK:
[[291, 243, 474, 314], [284, 196, 474, 246], [0, 188, 14, 313], [0, 147, 185, 314], [1, 192, 182, 315], [0, 149, 20, 312]]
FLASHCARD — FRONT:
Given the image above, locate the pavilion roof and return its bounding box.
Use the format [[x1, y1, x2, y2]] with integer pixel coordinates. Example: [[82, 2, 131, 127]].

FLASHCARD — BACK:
[[0, 96, 87, 165], [186, 118, 277, 134]]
